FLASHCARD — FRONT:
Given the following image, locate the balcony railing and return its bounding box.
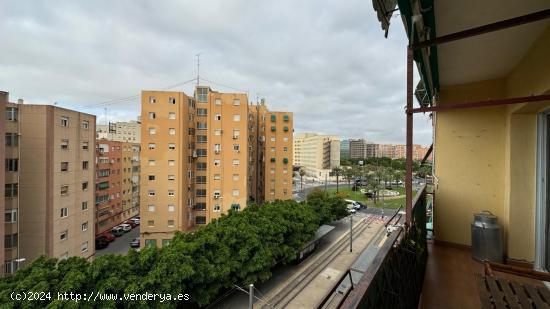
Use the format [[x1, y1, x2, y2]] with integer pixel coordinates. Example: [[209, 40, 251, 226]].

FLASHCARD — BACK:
[[339, 185, 428, 309]]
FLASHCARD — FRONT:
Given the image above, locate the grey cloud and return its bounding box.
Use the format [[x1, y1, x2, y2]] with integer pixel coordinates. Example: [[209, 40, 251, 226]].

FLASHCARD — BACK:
[[0, 0, 432, 145]]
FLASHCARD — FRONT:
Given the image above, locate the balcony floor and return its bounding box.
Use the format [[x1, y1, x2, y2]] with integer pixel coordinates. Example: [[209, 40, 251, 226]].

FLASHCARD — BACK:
[[419, 241, 544, 309]]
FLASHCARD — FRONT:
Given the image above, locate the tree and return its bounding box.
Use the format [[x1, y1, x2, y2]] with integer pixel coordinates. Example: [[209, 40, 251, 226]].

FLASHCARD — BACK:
[[330, 166, 343, 193], [299, 168, 306, 189], [343, 167, 355, 189], [392, 169, 405, 187]]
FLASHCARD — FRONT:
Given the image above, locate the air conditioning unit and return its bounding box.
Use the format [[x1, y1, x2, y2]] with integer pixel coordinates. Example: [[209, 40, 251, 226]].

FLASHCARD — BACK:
[[232, 135, 238, 139], [214, 149, 221, 154], [192, 151, 198, 158], [213, 192, 221, 199]]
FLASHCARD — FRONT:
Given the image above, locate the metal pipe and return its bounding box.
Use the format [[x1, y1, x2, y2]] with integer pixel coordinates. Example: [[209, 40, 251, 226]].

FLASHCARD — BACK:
[[248, 284, 254, 309], [405, 46, 414, 225], [350, 214, 353, 252]]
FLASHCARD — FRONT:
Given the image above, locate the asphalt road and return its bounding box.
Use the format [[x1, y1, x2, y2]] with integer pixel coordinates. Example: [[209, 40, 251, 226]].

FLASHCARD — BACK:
[[94, 226, 140, 257]]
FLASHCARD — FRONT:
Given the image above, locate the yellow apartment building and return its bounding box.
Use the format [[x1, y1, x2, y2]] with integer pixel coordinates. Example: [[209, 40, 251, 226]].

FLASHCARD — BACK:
[[1, 93, 95, 274], [121, 142, 140, 222], [293, 133, 340, 178]]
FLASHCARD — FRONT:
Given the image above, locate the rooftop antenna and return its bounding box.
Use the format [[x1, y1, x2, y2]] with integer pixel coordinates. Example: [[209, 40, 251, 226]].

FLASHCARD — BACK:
[[104, 107, 108, 125], [196, 53, 201, 86]]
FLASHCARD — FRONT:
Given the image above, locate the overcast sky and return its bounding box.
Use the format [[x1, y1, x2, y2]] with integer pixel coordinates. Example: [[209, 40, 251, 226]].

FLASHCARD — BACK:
[[0, 0, 432, 145]]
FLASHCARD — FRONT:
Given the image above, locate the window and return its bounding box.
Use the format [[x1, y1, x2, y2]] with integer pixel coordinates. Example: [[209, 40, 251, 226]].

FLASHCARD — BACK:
[[162, 239, 171, 247], [214, 159, 221, 166], [82, 182, 88, 190], [61, 116, 69, 127], [81, 241, 88, 252], [197, 135, 207, 143], [5, 234, 18, 248], [283, 137, 289, 142], [5, 107, 18, 121], [197, 108, 207, 116], [214, 174, 221, 180], [168, 190, 175, 196], [196, 216, 207, 225], [197, 149, 207, 157], [5, 133, 18, 146], [60, 230, 68, 241], [61, 185, 68, 195], [232, 189, 239, 197], [195, 203, 206, 210], [149, 96, 156, 104], [168, 205, 175, 212], [168, 143, 175, 150], [197, 162, 207, 170], [5, 209, 17, 223], [148, 190, 156, 196], [214, 129, 222, 136], [214, 114, 222, 121], [168, 97, 176, 104], [168, 175, 175, 181], [168, 220, 175, 227], [196, 189, 206, 197], [5, 159, 18, 172], [197, 122, 207, 130], [270, 168, 275, 174], [283, 158, 289, 164], [148, 143, 156, 150], [148, 112, 156, 119], [60, 207, 68, 217], [148, 205, 155, 212], [233, 99, 240, 106], [148, 175, 155, 181], [232, 129, 240, 138], [233, 144, 240, 151], [214, 144, 221, 153], [271, 126, 276, 132], [231, 204, 241, 211], [271, 137, 276, 142], [284, 126, 289, 132], [284, 147, 288, 152], [270, 115, 276, 122], [233, 114, 241, 121], [168, 160, 175, 166], [213, 204, 221, 212], [61, 162, 69, 171], [61, 139, 69, 150], [82, 120, 89, 129], [81, 201, 88, 211], [233, 159, 240, 166], [145, 239, 157, 247], [82, 222, 88, 231], [149, 127, 156, 135], [82, 161, 89, 170], [169, 128, 176, 135], [271, 147, 276, 152], [148, 160, 156, 166], [197, 88, 208, 102], [168, 112, 176, 119], [82, 141, 89, 150], [215, 98, 221, 105], [196, 176, 206, 184]]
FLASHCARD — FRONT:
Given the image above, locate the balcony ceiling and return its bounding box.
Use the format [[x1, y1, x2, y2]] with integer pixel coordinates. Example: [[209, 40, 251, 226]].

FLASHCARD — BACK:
[[435, 0, 550, 86]]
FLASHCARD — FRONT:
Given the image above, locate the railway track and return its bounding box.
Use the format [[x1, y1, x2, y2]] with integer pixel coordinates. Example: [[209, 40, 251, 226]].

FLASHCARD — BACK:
[[261, 215, 380, 309]]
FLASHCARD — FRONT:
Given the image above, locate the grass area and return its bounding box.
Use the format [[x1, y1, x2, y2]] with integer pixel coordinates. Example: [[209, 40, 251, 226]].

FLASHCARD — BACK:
[[326, 185, 406, 209]]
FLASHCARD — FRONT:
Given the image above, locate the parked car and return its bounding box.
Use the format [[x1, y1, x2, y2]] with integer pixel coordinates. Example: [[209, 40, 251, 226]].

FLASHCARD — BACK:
[[119, 223, 132, 232], [356, 201, 368, 209], [95, 236, 109, 250], [345, 199, 362, 210], [130, 218, 140, 225], [123, 220, 137, 228], [130, 238, 140, 248], [101, 232, 116, 242], [111, 226, 124, 237]]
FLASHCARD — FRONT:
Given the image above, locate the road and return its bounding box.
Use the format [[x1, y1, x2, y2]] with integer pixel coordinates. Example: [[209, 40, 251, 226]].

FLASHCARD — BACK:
[[94, 226, 140, 257]]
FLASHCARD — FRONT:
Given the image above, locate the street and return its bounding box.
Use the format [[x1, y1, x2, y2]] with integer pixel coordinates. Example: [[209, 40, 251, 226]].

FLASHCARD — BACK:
[[94, 226, 140, 257]]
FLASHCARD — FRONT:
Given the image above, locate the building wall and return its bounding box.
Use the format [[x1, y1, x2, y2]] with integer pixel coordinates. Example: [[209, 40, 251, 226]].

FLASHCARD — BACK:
[[263, 111, 293, 201], [340, 139, 350, 159], [0, 92, 6, 276], [349, 139, 367, 159], [96, 120, 141, 143], [121, 143, 140, 222], [433, 25, 550, 262], [293, 133, 339, 177], [95, 140, 123, 234], [18, 105, 95, 264]]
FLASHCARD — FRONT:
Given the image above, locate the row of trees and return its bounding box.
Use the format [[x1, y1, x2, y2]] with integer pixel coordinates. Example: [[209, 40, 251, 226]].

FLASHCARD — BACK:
[[331, 165, 406, 191], [0, 197, 347, 308]]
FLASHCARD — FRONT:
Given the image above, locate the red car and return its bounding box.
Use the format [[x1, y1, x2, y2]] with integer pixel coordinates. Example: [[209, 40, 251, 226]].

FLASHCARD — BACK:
[[124, 220, 137, 228], [101, 232, 116, 242]]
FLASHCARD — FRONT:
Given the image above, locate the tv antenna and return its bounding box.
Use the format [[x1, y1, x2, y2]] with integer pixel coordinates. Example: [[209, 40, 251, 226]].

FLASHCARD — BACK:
[[196, 53, 201, 86]]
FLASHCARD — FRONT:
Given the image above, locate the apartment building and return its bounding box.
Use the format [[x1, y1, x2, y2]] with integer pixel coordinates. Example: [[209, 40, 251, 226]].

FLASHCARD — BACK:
[[248, 101, 293, 203], [366, 143, 379, 158], [340, 139, 350, 159], [293, 133, 340, 178], [349, 139, 368, 159], [95, 140, 123, 234], [1, 93, 95, 274], [140, 86, 249, 247], [96, 120, 141, 143], [1, 92, 6, 276], [121, 143, 140, 221]]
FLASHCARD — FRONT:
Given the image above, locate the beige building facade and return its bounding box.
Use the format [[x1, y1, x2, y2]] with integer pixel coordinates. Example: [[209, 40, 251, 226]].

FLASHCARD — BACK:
[[97, 120, 140, 143], [293, 133, 340, 178], [1, 93, 95, 274]]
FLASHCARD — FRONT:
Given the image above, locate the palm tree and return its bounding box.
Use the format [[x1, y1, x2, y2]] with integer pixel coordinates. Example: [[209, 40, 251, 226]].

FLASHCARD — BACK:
[[343, 167, 355, 189], [392, 169, 405, 187], [299, 167, 306, 189], [331, 166, 343, 193]]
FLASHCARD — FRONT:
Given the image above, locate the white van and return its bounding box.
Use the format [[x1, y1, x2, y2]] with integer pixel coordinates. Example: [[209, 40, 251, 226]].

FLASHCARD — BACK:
[[345, 199, 361, 210]]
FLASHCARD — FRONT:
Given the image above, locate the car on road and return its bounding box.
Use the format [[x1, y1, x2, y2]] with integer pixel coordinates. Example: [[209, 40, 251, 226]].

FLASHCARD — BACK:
[[111, 226, 124, 237], [123, 220, 137, 228], [130, 238, 140, 248], [119, 223, 132, 232], [130, 217, 140, 225], [95, 236, 109, 250], [101, 232, 116, 242], [356, 201, 368, 209], [345, 199, 362, 210]]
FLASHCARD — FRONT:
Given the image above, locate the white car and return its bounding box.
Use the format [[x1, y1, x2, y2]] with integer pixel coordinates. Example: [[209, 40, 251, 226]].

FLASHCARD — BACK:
[[130, 218, 140, 225], [345, 199, 362, 210], [119, 224, 132, 232]]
